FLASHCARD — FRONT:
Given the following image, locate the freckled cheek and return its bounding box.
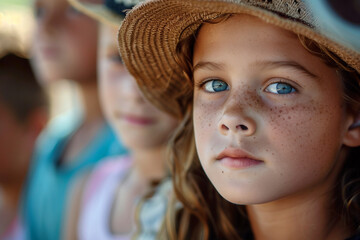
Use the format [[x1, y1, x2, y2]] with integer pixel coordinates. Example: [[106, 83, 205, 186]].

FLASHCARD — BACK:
[[194, 100, 217, 130], [265, 103, 343, 162], [193, 99, 221, 154]]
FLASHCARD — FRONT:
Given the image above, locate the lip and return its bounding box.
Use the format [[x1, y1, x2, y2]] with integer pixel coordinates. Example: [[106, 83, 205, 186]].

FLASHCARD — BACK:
[[115, 112, 155, 126], [216, 148, 263, 169]]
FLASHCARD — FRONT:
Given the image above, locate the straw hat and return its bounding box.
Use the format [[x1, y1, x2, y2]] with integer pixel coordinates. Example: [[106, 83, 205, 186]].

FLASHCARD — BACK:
[[68, 0, 143, 28], [118, 0, 360, 118]]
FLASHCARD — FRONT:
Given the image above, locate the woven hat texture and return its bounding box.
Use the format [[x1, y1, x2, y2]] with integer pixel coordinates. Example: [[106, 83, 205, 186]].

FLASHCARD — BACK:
[[118, 0, 360, 118]]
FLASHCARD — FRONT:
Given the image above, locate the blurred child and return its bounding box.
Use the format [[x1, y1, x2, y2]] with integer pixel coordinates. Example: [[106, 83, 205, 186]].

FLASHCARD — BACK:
[[0, 43, 48, 239], [22, 0, 128, 239], [119, 0, 360, 239], [63, 0, 178, 239]]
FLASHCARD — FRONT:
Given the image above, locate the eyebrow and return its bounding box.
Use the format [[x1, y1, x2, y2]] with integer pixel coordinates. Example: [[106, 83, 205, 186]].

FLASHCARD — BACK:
[[193, 60, 318, 80], [193, 61, 225, 72], [253, 60, 319, 79]]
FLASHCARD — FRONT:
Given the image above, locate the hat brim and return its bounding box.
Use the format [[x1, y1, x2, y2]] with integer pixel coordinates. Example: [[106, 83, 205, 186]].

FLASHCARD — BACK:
[[119, 0, 360, 118], [68, 0, 124, 28]]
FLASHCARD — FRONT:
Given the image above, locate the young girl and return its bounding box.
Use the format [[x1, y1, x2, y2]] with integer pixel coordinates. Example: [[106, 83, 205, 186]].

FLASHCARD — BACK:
[[64, 0, 178, 239], [23, 0, 128, 239], [118, 0, 360, 239]]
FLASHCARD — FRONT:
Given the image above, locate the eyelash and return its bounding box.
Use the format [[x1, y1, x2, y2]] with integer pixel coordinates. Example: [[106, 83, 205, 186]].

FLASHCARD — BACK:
[[264, 79, 298, 95], [196, 78, 227, 92], [107, 54, 124, 64], [34, 6, 44, 19], [195, 78, 299, 95]]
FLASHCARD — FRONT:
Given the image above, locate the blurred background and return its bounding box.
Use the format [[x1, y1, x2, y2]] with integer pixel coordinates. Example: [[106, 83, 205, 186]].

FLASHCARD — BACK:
[[1, 3, 82, 236], [0, 0, 82, 120]]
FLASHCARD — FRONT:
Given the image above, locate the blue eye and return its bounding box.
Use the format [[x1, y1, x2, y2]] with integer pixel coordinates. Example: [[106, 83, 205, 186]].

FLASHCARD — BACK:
[[203, 80, 229, 93], [66, 6, 82, 16], [265, 82, 296, 94]]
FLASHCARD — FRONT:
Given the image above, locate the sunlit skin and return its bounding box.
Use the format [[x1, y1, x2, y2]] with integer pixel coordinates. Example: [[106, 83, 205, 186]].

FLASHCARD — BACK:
[[32, 0, 98, 84], [192, 14, 358, 239], [98, 25, 178, 150]]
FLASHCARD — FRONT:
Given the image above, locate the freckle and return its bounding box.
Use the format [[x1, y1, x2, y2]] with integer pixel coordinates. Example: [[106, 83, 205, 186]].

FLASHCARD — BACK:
[[288, 116, 291, 119], [278, 115, 281, 117], [222, 171, 224, 174], [279, 110, 283, 113]]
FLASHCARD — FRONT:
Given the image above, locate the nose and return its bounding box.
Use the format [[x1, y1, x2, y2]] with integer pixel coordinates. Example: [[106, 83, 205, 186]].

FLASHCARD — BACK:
[[218, 114, 256, 136], [217, 95, 257, 136]]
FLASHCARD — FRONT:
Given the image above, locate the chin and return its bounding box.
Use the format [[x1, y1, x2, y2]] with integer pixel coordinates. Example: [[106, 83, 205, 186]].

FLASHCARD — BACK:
[[211, 181, 270, 205]]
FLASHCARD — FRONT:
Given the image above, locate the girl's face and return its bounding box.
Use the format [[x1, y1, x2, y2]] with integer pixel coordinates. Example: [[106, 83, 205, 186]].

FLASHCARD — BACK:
[[192, 14, 357, 205], [98, 25, 178, 150], [32, 0, 98, 84]]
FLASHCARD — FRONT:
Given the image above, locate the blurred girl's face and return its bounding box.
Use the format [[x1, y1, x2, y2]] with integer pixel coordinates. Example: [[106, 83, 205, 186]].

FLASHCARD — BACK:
[[98, 25, 178, 150], [192, 14, 358, 205], [32, 0, 98, 84]]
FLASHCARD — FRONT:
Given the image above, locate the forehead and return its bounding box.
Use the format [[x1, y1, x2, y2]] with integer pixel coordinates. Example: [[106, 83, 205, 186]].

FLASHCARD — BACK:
[[193, 14, 336, 78], [195, 14, 298, 57]]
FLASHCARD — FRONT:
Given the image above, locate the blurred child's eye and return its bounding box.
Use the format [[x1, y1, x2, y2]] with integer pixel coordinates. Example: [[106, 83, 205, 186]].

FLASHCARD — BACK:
[[265, 82, 296, 94], [203, 79, 229, 93], [109, 54, 124, 64], [35, 6, 45, 19], [66, 6, 82, 16]]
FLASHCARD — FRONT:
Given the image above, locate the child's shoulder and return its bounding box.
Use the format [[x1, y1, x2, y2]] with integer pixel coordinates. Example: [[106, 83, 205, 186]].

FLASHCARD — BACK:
[[92, 155, 131, 174], [135, 178, 173, 239], [82, 155, 132, 202]]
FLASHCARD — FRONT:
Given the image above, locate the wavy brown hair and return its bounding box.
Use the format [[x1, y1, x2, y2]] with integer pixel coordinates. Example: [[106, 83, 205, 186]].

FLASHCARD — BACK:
[[160, 14, 360, 240]]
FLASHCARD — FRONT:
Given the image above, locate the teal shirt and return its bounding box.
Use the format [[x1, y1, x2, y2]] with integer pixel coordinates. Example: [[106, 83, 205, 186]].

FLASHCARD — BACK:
[[22, 112, 127, 240]]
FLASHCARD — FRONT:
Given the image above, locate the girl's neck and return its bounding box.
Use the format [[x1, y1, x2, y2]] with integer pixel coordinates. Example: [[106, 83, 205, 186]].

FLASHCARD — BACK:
[[130, 145, 168, 183], [109, 145, 168, 235], [60, 82, 105, 166], [79, 82, 103, 123], [246, 189, 352, 240]]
